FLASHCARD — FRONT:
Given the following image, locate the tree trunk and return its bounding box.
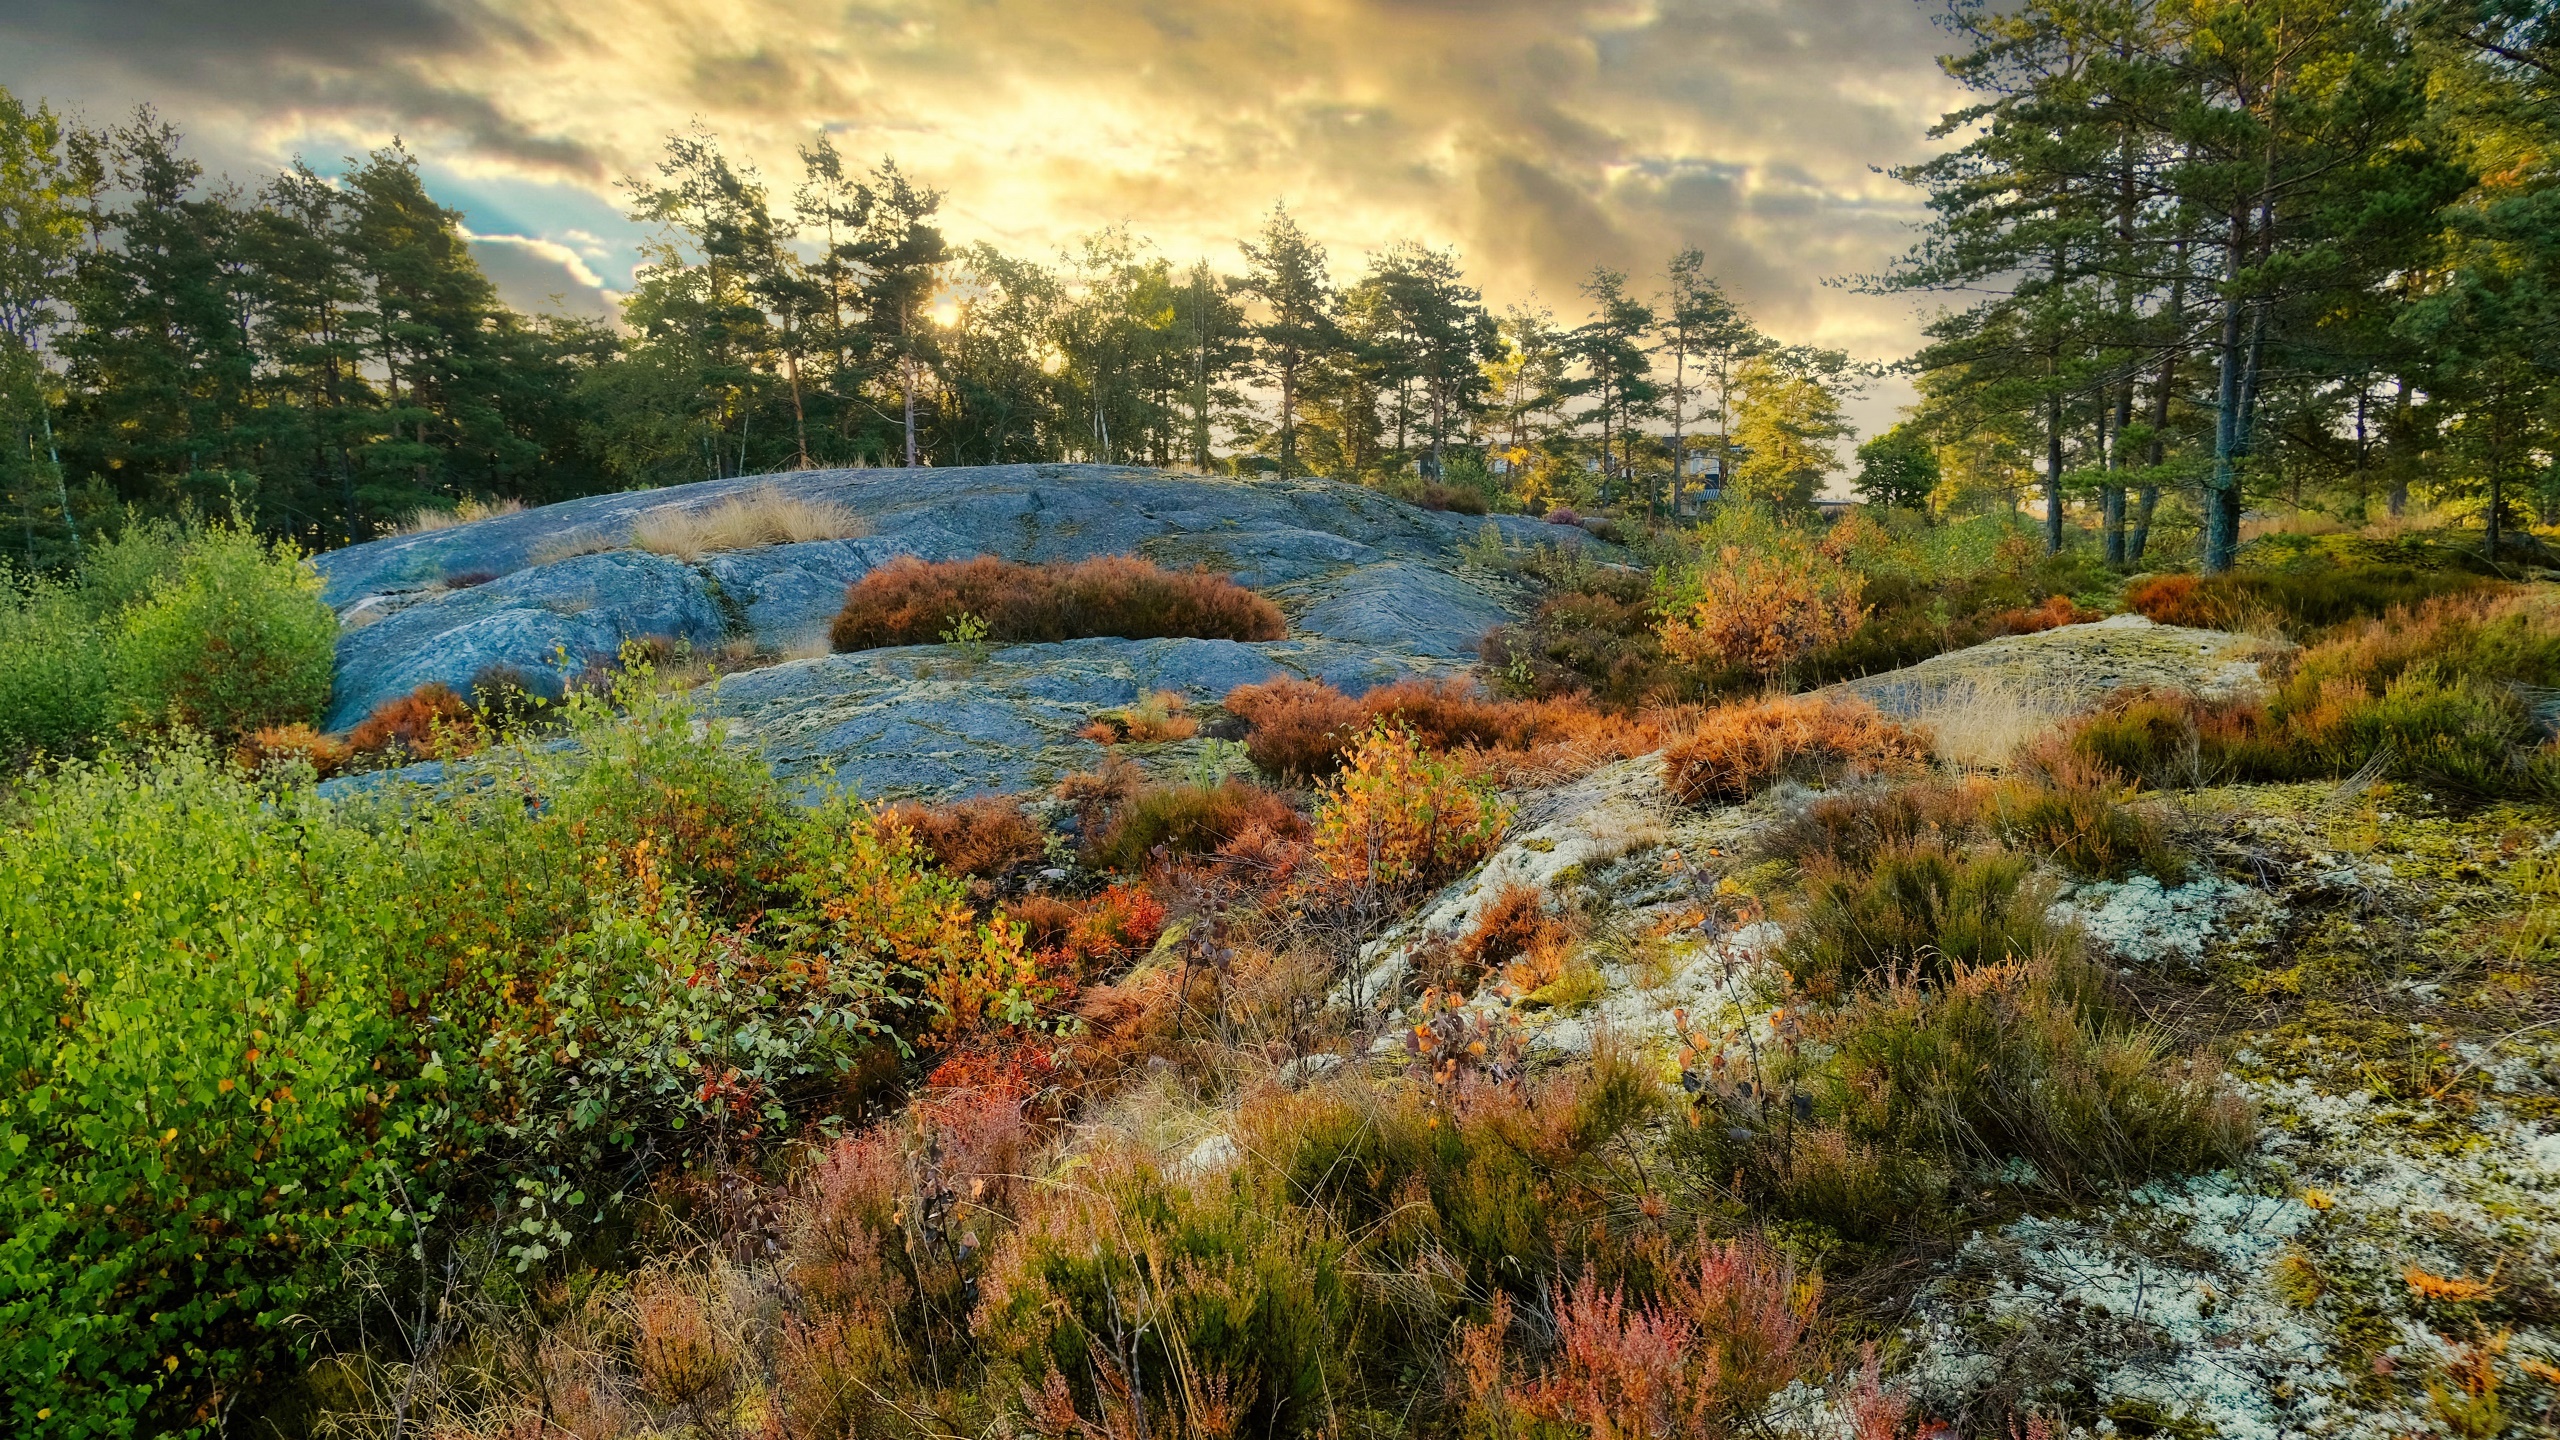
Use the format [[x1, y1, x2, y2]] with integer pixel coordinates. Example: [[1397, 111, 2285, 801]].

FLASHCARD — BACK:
[[2204, 213, 2249, 574], [903, 351, 918, 467], [2045, 388, 2066, 556]]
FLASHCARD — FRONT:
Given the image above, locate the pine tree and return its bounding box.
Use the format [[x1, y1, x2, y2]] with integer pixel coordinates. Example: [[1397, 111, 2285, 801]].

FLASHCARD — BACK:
[[1237, 205, 1335, 478]]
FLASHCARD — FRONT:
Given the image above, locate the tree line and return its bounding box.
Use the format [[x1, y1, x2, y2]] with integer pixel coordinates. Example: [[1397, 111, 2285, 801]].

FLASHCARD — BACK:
[[1874, 0, 2559, 570], [0, 96, 1854, 566]]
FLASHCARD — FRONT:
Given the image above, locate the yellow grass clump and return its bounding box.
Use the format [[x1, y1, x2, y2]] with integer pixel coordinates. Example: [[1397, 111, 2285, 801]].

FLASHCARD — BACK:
[[397, 495, 526, 534], [631, 484, 866, 561]]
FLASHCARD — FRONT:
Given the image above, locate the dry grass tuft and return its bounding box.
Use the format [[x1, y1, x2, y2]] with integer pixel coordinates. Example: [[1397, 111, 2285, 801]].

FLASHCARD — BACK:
[[631, 484, 866, 561], [396, 495, 525, 534], [1081, 689, 1198, 744], [1901, 677, 2083, 771]]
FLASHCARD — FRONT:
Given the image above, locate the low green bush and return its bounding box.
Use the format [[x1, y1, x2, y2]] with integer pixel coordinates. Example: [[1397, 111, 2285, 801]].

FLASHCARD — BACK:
[[0, 677, 1036, 1434], [108, 525, 336, 744]]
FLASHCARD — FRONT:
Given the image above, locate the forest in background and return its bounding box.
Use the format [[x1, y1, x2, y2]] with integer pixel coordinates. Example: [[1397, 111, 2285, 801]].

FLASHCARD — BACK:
[[0, 0, 2552, 570]]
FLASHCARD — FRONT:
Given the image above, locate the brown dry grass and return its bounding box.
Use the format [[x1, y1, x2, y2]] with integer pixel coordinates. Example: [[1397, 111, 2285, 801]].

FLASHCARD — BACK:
[[631, 484, 866, 561], [395, 495, 525, 535], [873, 794, 1047, 879]]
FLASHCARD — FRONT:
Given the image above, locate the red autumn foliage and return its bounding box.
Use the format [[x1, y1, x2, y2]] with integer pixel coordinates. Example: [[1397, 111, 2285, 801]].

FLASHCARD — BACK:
[[1223, 675, 1669, 783], [1988, 592, 2105, 635], [345, 681, 484, 760], [830, 554, 1285, 651], [1660, 694, 1929, 807], [1004, 883, 1168, 980], [873, 794, 1047, 878], [1455, 881, 1565, 975]]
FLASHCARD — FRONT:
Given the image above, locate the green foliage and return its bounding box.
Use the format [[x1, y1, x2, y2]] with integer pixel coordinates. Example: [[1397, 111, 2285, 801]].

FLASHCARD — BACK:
[[0, 749, 407, 1436], [1781, 842, 2058, 999], [106, 524, 335, 743], [1853, 422, 1941, 509], [0, 578, 108, 757], [0, 674, 1033, 1433]]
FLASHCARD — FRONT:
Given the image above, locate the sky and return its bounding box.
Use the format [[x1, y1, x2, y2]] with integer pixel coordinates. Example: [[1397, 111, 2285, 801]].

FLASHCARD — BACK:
[[0, 0, 1973, 442]]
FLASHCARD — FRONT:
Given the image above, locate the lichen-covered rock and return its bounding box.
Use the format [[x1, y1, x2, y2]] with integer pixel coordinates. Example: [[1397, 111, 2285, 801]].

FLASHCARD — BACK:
[[709, 634, 1469, 800], [328, 550, 731, 729], [1833, 612, 2274, 717], [316, 463, 1595, 745]]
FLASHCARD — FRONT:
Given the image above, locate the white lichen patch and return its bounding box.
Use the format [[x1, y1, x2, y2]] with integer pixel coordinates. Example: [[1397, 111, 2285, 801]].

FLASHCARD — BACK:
[[2054, 872, 2271, 969]]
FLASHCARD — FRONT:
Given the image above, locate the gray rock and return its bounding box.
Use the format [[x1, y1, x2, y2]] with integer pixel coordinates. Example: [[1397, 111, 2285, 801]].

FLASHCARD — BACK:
[[706, 634, 1469, 801], [328, 550, 731, 729]]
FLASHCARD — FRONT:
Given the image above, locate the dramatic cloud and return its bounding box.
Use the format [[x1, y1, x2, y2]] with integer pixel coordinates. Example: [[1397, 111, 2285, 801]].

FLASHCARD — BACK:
[[0, 0, 1967, 430]]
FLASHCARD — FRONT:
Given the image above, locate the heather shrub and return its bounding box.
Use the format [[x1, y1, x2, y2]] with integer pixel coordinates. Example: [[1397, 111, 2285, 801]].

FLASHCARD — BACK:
[[233, 722, 350, 777], [1417, 481, 1489, 515], [1657, 541, 1865, 680], [1224, 675, 1368, 780], [1760, 780, 1994, 872], [1682, 950, 2250, 1238], [1477, 1236, 1817, 1440], [874, 794, 1047, 879], [831, 554, 1285, 650], [981, 1143, 1356, 1440], [2126, 563, 2485, 634], [2068, 688, 2273, 790], [345, 680, 483, 761], [1085, 777, 1307, 874], [1660, 695, 1927, 808], [106, 524, 335, 744], [1005, 882, 1167, 978], [1310, 723, 1510, 903], [1227, 675, 1664, 783], [1987, 592, 2105, 635], [1782, 840, 2061, 998], [1990, 750, 2189, 882]]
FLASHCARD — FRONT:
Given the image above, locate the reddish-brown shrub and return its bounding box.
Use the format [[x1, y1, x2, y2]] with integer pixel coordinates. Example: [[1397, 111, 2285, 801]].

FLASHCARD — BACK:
[[1085, 777, 1310, 874], [233, 723, 350, 777], [830, 554, 1285, 651], [873, 794, 1046, 878], [2125, 573, 2224, 629], [1546, 506, 1583, 526], [1226, 675, 1668, 782], [1079, 689, 1197, 744], [1988, 593, 2105, 635], [1660, 695, 1927, 807], [1225, 677, 1370, 779], [1657, 543, 1866, 680], [1503, 1235, 1815, 1438], [345, 681, 484, 760], [1456, 882, 1561, 974], [1003, 884, 1167, 981]]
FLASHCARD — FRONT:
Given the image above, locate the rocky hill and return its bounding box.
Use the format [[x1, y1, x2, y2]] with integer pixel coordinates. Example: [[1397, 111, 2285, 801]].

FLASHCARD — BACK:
[[317, 464, 1607, 797]]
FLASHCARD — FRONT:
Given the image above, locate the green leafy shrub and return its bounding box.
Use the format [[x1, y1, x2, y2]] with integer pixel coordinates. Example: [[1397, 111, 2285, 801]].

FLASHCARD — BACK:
[[0, 749, 408, 1435], [107, 525, 335, 743], [0, 579, 110, 759]]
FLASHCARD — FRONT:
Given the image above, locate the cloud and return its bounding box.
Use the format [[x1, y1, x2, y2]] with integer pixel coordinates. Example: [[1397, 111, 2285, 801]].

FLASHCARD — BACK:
[[0, 0, 1965, 436], [461, 231, 623, 321]]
